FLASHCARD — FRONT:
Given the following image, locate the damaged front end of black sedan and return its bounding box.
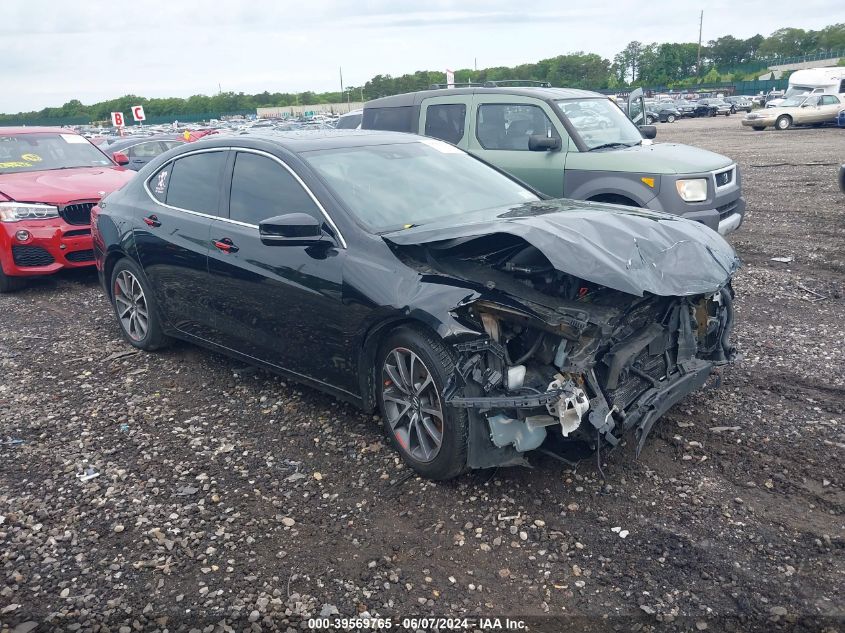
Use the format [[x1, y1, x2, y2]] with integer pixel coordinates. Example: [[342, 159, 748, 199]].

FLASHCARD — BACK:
[[384, 200, 740, 468]]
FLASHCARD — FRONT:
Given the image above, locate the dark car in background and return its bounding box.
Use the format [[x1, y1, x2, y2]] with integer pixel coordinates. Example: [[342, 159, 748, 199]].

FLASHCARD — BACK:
[[725, 96, 753, 113], [103, 136, 186, 171], [695, 99, 732, 117], [92, 129, 738, 480]]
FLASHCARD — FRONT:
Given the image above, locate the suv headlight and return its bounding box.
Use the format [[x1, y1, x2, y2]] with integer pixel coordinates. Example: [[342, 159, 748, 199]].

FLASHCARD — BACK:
[[675, 179, 708, 202], [0, 202, 60, 223]]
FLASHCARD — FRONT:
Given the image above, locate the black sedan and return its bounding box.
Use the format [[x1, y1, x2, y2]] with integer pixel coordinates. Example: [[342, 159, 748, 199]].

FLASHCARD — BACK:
[[92, 130, 739, 480], [103, 135, 186, 170]]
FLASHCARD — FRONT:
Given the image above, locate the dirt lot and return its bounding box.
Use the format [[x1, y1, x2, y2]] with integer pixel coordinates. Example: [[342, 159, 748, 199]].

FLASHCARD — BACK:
[[1, 117, 843, 633]]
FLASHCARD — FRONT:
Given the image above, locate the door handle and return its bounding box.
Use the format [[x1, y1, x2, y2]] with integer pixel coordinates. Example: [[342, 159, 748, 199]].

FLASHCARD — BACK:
[[212, 238, 239, 253], [143, 214, 161, 227]]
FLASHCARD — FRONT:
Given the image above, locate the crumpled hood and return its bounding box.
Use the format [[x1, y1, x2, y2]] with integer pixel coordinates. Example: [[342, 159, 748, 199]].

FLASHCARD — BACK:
[[565, 142, 734, 175], [0, 167, 134, 204], [383, 199, 740, 297]]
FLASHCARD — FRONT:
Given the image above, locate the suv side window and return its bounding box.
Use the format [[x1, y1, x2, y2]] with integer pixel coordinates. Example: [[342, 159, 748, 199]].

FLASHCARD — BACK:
[[229, 152, 320, 226], [165, 151, 227, 215], [424, 104, 466, 144], [476, 104, 559, 151], [362, 106, 413, 132]]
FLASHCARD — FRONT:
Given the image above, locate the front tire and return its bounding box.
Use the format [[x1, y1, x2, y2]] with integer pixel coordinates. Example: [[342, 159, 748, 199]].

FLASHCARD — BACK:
[[775, 115, 792, 130], [0, 263, 25, 293], [110, 258, 168, 350], [667, 114, 676, 123], [376, 326, 468, 480]]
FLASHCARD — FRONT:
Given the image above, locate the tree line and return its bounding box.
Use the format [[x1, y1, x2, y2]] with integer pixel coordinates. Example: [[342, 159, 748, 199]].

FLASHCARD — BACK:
[[1, 22, 842, 124]]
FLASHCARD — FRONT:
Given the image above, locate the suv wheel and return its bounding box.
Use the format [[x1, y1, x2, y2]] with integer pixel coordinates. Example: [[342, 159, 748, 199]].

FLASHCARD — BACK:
[[775, 115, 792, 130], [110, 258, 169, 350], [376, 326, 468, 480], [0, 262, 25, 293]]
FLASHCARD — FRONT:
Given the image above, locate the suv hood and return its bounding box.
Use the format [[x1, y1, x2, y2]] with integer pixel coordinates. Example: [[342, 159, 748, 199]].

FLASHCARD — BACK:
[[566, 142, 734, 175], [0, 167, 134, 204], [383, 199, 740, 297]]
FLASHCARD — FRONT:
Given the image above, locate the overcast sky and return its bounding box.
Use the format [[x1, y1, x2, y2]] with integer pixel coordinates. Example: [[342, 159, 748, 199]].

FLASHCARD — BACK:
[[0, 0, 837, 113]]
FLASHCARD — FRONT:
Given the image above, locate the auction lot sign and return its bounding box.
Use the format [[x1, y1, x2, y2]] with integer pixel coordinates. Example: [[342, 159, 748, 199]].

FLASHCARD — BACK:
[[110, 111, 125, 127]]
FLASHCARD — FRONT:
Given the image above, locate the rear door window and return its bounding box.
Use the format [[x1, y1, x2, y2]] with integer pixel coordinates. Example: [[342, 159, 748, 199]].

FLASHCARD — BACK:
[[165, 151, 227, 215], [228, 152, 320, 226], [424, 104, 466, 144], [149, 164, 171, 203]]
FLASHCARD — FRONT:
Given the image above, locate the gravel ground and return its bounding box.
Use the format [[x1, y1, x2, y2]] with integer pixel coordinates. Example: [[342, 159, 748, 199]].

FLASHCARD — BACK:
[[1, 116, 843, 633]]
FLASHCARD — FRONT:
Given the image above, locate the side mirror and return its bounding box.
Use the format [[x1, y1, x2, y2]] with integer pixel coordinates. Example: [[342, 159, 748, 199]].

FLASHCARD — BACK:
[[528, 135, 562, 151], [639, 125, 657, 140], [259, 213, 323, 246], [112, 151, 129, 166]]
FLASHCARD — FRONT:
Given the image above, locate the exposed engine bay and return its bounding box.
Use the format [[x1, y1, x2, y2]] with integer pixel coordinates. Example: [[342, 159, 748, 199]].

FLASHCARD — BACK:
[[391, 231, 737, 468]]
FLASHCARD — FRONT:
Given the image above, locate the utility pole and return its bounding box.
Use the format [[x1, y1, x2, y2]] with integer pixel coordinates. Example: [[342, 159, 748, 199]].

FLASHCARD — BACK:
[[696, 10, 703, 76]]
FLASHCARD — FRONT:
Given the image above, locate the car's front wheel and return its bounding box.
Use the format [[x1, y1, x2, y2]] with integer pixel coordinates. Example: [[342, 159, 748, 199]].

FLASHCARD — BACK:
[[377, 326, 468, 480], [775, 115, 792, 130], [110, 258, 169, 350], [667, 114, 676, 123]]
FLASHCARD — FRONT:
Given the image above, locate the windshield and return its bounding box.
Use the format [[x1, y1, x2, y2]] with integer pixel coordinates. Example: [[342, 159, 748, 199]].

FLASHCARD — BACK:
[[784, 86, 813, 99], [780, 97, 807, 107], [556, 98, 643, 150], [0, 133, 112, 174], [303, 140, 539, 232]]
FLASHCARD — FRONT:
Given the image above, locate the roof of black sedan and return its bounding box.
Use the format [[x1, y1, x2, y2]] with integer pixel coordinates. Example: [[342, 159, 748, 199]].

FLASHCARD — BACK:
[[192, 129, 420, 153]]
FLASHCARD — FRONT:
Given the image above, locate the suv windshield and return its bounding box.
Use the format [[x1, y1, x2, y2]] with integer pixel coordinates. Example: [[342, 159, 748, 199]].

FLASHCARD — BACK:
[[555, 98, 643, 151], [304, 140, 538, 232], [0, 133, 112, 174]]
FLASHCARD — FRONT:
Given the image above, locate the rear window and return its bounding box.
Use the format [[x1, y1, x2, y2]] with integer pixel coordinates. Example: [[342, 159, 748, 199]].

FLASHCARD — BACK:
[[362, 106, 414, 132]]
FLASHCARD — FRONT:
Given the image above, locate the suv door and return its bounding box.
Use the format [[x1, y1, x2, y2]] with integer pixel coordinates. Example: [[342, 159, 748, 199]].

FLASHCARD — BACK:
[[206, 149, 348, 381], [134, 149, 228, 339], [419, 97, 472, 148], [467, 96, 568, 197]]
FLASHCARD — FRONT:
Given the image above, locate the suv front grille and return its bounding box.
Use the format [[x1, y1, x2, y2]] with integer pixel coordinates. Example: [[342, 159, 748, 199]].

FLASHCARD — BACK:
[[717, 200, 739, 218], [65, 249, 94, 263], [12, 245, 55, 267], [715, 169, 734, 187], [59, 202, 96, 226]]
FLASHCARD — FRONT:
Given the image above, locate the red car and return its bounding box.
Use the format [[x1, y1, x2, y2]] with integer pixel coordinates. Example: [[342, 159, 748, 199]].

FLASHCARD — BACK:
[[0, 127, 135, 292]]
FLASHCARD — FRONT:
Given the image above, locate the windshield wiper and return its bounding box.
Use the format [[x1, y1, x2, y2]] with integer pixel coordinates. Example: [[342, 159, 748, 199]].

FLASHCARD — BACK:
[[588, 142, 636, 152]]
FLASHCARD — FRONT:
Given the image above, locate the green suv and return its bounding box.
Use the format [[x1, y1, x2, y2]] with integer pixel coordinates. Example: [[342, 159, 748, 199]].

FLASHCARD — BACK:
[[361, 83, 745, 234]]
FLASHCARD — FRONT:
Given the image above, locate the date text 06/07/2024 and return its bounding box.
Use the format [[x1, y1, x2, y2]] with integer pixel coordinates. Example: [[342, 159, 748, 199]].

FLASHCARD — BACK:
[[306, 617, 528, 630]]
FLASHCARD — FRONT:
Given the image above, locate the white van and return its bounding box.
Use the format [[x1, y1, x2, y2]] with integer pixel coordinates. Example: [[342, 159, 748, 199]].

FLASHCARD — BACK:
[[767, 67, 845, 107]]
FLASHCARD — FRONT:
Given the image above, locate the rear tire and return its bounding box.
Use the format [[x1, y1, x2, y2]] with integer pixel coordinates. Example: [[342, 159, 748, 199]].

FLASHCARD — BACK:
[[775, 115, 792, 130], [109, 258, 169, 351], [0, 262, 26, 293], [376, 326, 468, 480]]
